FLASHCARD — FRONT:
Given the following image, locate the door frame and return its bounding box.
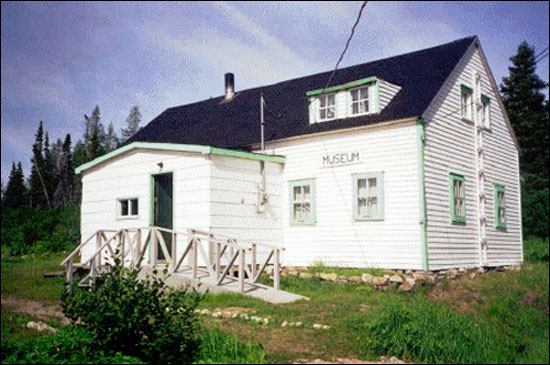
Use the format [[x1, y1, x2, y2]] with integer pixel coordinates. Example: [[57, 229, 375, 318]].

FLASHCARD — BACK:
[[149, 171, 175, 262]]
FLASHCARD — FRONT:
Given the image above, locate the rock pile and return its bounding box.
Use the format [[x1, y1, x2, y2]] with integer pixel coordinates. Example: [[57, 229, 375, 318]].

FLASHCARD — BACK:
[[274, 265, 520, 292]]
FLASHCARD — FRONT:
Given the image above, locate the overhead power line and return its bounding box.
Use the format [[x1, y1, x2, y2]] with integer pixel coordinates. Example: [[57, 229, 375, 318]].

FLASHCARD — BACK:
[[319, 1, 368, 96]]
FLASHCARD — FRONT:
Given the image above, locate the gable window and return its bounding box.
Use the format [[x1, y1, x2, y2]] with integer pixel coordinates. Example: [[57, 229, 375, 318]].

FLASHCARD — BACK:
[[318, 94, 336, 121], [461, 85, 473, 121], [350, 86, 369, 115], [494, 184, 506, 229], [289, 179, 316, 225], [450, 173, 466, 223], [118, 198, 139, 218], [481, 94, 491, 129], [353, 172, 384, 221]]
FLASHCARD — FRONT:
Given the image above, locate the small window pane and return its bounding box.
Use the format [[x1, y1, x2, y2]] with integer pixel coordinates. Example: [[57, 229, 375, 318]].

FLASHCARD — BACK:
[[293, 203, 301, 220], [367, 197, 377, 215], [327, 94, 335, 105], [293, 186, 302, 202], [352, 89, 359, 101], [352, 103, 359, 114], [303, 185, 310, 200], [120, 200, 129, 216], [358, 197, 367, 215], [358, 179, 367, 196], [326, 108, 335, 119], [302, 203, 311, 220], [320, 109, 326, 120], [368, 178, 377, 196], [360, 87, 368, 99], [131, 199, 138, 216], [320, 96, 326, 107]]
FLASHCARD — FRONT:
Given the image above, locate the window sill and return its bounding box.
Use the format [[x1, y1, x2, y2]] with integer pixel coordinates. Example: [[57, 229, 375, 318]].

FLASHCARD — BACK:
[[354, 217, 384, 222], [289, 222, 317, 226], [461, 117, 474, 124], [451, 219, 466, 225], [116, 215, 140, 221]]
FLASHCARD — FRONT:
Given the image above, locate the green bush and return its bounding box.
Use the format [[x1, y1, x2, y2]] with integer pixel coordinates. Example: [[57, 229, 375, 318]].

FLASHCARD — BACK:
[[346, 296, 509, 364], [62, 257, 203, 364], [1, 326, 144, 364], [197, 328, 266, 364], [521, 178, 549, 239], [523, 236, 549, 262], [0, 204, 80, 255]]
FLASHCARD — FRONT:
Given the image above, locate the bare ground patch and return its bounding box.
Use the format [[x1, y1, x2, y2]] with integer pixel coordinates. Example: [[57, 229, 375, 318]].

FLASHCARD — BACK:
[[1, 295, 69, 325]]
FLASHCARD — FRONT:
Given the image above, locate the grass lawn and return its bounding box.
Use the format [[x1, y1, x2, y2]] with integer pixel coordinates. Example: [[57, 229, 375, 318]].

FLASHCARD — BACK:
[[1, 243, 548, 364]]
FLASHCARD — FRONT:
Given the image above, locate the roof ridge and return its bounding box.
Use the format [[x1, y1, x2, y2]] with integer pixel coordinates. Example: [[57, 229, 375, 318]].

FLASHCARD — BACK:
[[165, 35, 477, 110]]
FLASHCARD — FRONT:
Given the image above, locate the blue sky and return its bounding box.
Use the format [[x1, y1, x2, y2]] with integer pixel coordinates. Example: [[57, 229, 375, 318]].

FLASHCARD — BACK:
[[1, 1, 549, 183]]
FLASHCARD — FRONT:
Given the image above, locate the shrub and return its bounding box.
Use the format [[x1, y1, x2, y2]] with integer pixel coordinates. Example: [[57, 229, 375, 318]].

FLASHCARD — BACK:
[[197, 328, 266, 364], [62, 257, 203, 364], [523, 236, 549, 262], [346, 296, 509, 364], [0, 204, 80, 255]]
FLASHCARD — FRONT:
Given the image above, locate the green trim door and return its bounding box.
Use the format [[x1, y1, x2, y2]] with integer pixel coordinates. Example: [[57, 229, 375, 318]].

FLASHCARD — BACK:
[[153, 173, 173, 261]]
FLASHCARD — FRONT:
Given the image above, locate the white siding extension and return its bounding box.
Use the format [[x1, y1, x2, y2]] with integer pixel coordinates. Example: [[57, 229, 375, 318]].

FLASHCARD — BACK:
[[423, 43, 522, 270], [258, 121, 422, 269], [209, 155, 283, 262], [80, 149, 212, 263]]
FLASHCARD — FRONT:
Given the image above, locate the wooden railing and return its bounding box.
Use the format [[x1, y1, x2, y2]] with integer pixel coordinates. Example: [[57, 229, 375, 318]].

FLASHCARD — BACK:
[[61, 226, 283, 293]]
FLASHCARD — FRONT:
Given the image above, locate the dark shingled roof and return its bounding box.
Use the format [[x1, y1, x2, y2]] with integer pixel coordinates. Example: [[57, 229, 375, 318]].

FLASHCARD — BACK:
[[128, 36, 476, 150]]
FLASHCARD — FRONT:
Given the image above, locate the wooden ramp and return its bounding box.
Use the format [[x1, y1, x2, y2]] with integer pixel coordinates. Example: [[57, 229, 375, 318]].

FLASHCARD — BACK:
[[139, 266, 307, 304], [61, 226, 307, 304]]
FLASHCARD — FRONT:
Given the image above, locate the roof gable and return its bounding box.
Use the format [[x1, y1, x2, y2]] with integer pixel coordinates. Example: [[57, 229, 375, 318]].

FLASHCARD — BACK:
[[128, 36, 477, 149]]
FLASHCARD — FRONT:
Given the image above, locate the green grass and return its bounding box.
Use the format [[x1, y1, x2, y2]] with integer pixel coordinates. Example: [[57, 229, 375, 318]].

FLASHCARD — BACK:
[[2, 243, 548, 364], [1, 246, 67, 303], [304, 261, 385, 277]]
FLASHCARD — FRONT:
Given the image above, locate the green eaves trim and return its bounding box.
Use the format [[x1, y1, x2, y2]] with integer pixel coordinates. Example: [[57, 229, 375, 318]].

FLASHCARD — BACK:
[[75, 142, 285, 174], [306, 76, 377, 97]]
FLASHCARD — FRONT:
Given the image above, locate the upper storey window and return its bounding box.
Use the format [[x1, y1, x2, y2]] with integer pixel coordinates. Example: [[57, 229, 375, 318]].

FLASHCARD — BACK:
[[461, 84, 473, 121], [319, 93, 336, 121], [307, 77, 379, 124]]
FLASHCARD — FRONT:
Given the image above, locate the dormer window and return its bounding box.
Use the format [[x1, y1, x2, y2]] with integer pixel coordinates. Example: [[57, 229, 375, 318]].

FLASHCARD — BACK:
[[319, 93, 336, 121], [307, 77, 382, 124], [350, 86, 369, 115]]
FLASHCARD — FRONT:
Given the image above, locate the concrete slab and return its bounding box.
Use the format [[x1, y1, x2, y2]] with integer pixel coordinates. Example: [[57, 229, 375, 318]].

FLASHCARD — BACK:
[[138, 266, 307, 304]]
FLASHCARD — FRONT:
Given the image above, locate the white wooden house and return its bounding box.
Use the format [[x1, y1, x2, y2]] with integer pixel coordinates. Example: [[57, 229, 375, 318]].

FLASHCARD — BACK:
[[75, 36, 522, 272]]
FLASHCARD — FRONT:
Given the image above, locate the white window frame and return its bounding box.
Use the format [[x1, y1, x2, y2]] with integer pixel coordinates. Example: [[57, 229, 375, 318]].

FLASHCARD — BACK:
[[349, 86, 370, 116], [461, 84, 473, 122], [289, 179, 316, 225], [352, 172, 384, 221], [117, 197, 139, 219], [318, 93, 336, 122]]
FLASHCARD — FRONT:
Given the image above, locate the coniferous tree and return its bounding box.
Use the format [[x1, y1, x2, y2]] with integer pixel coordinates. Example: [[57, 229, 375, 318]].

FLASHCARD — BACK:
[[105, 122, 120, 152], [121, 106, 142, 141], [28, 121, 51, 208], [43, 132, 60, 203], [3, 162, 27, 210], [84, 106, 106, 161], [501, 41, 549, 181], [54, 134, 75, 206]]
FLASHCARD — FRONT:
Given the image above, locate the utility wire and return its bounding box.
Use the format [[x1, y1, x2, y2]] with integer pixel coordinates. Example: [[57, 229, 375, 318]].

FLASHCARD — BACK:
[[535, 51, 549, 64], [534, 46, 549, 60], [318, 1, 368, 96]]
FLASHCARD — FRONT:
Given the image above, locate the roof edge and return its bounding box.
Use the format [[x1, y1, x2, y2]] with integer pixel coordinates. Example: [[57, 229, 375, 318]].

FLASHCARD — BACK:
[[75, 142, 285, 174]]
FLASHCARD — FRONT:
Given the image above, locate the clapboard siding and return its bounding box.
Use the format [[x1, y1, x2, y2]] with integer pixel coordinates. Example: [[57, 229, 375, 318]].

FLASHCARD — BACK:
[[209, 155, 283, 260], [258, 121, 422, 269], [379, 79, 402, 110], [80, 150, 212, 262], [423, 43, 522, 270]]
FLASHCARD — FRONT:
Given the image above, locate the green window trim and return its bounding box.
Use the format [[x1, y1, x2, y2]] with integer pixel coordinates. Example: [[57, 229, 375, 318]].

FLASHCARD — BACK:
[[306, 76, 377, 97], [289, 178, 316, 225], [494, 183, 507, 229], [481, 94, 492, 130], [449, 173, 466, 224], [460, 84, 473, 122], [352, 172, 384, 221], [117, 197, 139, 220]]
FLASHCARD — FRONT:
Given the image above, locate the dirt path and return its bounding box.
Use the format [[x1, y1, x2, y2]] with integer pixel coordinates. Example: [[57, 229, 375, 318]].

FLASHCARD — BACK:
[[1, 296, 70, 325]]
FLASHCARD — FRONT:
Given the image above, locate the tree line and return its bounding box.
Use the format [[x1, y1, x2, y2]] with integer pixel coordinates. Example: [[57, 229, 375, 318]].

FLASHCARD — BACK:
[[2, 106, 142, 210]]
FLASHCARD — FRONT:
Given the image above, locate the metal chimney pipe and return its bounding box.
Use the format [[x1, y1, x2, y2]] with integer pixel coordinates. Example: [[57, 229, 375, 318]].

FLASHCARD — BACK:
[[224, 73, 235, 100]]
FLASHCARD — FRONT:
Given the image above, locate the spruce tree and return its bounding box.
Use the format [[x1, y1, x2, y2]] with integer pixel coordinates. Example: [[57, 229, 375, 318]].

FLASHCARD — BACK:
[[105, 122, 119, 152], [501, 41, 549, 180], [84, 106, 106, 161], [3, 162, 27, 210], [121, 106, 142, 141], [54, 134, 75, 206], [28, 121, 50, 208]]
